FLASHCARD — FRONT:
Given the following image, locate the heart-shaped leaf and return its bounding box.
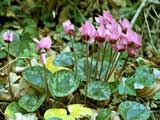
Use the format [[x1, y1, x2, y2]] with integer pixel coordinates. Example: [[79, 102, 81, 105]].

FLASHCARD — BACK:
[[44, 104, 93, 120], [53, 52, 73, 67], [48, 70, 79, 97], [118, 77, 136, 96], [134, 66, 155, 87], [118, 101, 151, 120], [18, 91, 46, 112], [22, 66, 52, 92], [80, 81, 111, 101]]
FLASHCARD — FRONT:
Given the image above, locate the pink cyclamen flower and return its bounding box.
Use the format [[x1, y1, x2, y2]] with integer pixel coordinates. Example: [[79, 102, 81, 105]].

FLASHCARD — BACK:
[[103, 11, 113, 23], [126, 29, 142, 49], [33, 36, 52, 52], [119, 18, 131, 33], [41, 53, 46, 64], [79, 21, 96, 44], [95, 25, 107, 43], [3, 31, 14, 43], [112, 33, 128, 52], [107, 20, 122, 44], [95, 11, 113, 25], [63, 20, 74, 36]]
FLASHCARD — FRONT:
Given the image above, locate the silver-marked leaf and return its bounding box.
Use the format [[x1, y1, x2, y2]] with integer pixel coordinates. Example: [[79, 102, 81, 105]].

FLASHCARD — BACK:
[[48, 70, 79, 97], [80, 81, 111, 101], [53, 52, 73, 67], [118, 101, 150, 120], [22, 66, 52, 92], [18, 91, 46, 112]]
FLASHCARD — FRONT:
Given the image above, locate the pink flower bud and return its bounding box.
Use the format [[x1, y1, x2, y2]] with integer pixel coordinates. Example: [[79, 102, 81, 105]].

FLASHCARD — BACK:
[[95, 16, 104, 25], [95, 11, 113, 25], [41, 53, 46, 64], [126, 29, 142, 49], [103, 11, 113, 23], [63, 20, 74, 36], [33, 36, 52, 52], [119, 19, 131, 32], [3, 31, 14, 43], [79, 21, 96, 44]]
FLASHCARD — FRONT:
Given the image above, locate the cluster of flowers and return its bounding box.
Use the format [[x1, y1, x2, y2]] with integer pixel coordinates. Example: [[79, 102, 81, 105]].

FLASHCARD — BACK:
[[63, 11, 142, 57]]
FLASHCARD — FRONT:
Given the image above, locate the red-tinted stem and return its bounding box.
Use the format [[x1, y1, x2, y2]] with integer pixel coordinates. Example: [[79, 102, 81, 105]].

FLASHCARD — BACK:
[[7, 43, 14, 100], [99, 42, 109, 80]]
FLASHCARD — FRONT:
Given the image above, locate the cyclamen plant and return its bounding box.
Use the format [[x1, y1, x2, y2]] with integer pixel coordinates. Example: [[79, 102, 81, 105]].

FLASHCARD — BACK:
[[3, 30, 14, 100], [63, 11, 142, 101], [33, 36, 52, 96]]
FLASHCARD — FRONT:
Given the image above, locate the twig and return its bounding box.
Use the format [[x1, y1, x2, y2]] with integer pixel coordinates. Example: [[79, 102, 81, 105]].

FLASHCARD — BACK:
[[131, 0, 148, 27], [148, 0, 160, 5], [144, 11, 158, 55], [0, 57, 30, 71]]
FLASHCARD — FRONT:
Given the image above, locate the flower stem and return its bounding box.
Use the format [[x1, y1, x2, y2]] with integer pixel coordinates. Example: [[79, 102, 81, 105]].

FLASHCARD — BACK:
[[90, 42, 96, 81], [117, 55, 129, 80], [99, 42, 109, 80], [104, 50, 117, 82], [104, 47, 113, 81], [7, 43, 14, 100], [106, 52, 121, 81], [85, 44, 89, 103], [43, 63, 49, 100], [93, 48, 100, 81], [70, 36, 77, 80]]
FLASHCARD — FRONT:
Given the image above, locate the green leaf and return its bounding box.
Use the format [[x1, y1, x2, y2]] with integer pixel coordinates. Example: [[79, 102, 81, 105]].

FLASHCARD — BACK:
[[134, 66, 155, 87], [22, 66, 52, 92], [118, 101, 151, 120], [44, 109, 67, 120], [80, 81, 111, 101], [44, 108, 75, 120], [96, 108, 112, 120], [118, 77, 136, 96], [44, 104, 93, 120], [153, 92, 160, 100], [67, 104, 93, 118], [48, 70, 79, 97], [53, 52, 74, 67], [18, 91, 46, 112], [4, 102, 26, 119]]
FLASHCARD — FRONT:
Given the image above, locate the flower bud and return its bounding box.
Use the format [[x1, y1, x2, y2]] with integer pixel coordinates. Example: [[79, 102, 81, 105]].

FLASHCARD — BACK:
[[3, 30, 14, 43]]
